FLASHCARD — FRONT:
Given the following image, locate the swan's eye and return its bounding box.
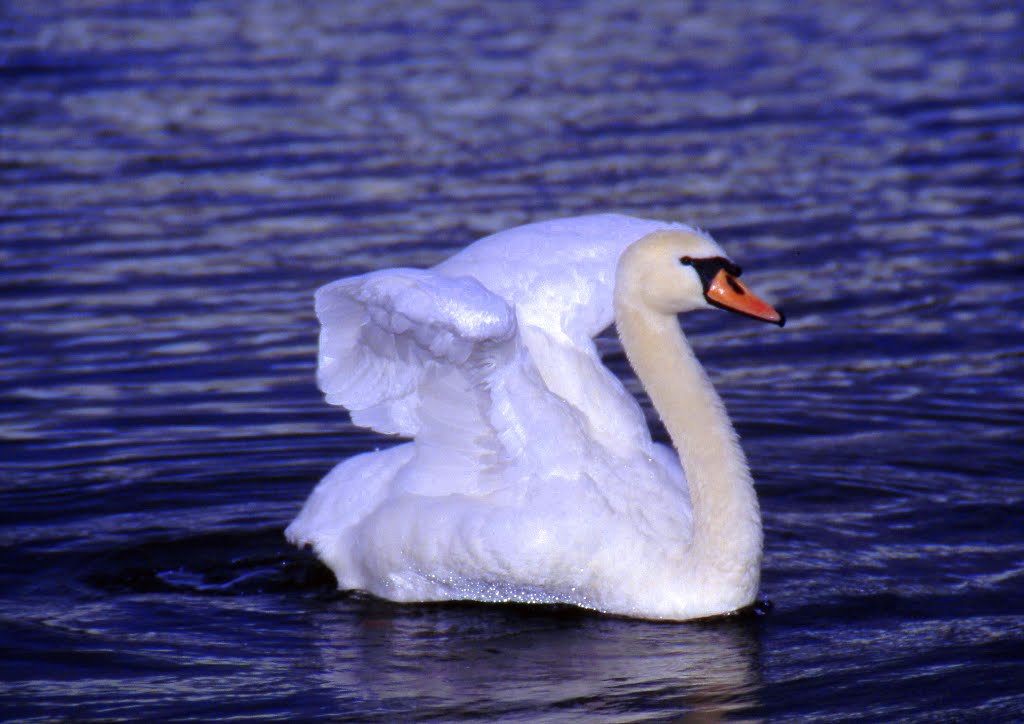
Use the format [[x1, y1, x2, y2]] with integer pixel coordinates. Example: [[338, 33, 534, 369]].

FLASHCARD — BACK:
[[682, 257, 743, 291]]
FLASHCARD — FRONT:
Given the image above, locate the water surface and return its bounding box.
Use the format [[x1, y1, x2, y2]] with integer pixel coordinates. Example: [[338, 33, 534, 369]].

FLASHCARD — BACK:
[[2, 1, 1023, 720]]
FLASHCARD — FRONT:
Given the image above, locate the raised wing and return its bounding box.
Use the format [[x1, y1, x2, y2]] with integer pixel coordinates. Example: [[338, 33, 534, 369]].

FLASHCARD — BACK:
[[315, 268, 516, 438], [315, 267, 626, 491]]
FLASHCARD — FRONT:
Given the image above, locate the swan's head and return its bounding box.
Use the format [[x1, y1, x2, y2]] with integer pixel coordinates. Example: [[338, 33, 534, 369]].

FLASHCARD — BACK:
[[617, 228, 785, 326]]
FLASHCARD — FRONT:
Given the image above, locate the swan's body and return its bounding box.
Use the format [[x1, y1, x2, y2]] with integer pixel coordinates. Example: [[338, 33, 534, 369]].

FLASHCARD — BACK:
[[287, 214, 783, 620]]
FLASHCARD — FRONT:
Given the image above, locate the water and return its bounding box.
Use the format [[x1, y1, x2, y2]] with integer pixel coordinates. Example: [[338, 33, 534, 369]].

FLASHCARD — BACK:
[[2, 1, 1022, 720]]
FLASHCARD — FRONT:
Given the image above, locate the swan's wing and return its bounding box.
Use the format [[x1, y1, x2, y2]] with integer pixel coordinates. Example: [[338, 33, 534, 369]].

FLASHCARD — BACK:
[[315, 268, 516, 438], [436, 214, 699, 343]]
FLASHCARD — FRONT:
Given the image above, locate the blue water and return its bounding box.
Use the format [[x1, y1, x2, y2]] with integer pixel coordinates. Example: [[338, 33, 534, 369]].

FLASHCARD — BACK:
[[2, 1, 1023, 720]]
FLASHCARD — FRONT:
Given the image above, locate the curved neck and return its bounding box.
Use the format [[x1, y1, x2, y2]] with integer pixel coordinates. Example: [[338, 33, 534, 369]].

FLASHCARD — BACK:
[[614, 295, 762, 597]]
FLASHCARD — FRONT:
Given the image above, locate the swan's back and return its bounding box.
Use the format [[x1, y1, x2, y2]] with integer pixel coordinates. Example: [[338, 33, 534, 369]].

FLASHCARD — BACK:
[[437, 214, 697, 344]]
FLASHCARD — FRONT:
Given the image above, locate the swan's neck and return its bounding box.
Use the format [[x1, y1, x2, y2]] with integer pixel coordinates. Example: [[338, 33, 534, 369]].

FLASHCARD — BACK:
[[614, 296, 762, 603]]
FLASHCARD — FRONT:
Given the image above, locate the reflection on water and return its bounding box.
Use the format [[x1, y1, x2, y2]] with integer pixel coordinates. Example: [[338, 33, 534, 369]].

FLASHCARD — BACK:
[[2, 0, 1023, 720], [311, 604, 763, 721]]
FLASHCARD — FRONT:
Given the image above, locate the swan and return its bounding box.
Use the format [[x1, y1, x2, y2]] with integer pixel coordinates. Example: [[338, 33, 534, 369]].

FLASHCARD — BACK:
[[286, 214, 784, 620]]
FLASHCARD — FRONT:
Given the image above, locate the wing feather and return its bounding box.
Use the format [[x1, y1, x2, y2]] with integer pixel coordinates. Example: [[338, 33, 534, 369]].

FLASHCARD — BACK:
[[315, 268, 518, 443]]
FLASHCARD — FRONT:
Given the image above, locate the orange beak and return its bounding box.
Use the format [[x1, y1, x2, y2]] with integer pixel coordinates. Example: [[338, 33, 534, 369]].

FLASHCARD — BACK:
[[705, 269, 785, 326]]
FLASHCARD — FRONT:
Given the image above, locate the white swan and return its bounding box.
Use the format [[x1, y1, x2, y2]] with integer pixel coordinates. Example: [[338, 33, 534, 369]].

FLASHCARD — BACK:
[[287, 214, 784, 620]]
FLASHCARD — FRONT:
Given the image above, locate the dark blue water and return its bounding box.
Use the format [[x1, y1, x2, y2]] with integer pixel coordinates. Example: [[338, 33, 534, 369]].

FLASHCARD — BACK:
[[3, 1, 1023, 720]]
